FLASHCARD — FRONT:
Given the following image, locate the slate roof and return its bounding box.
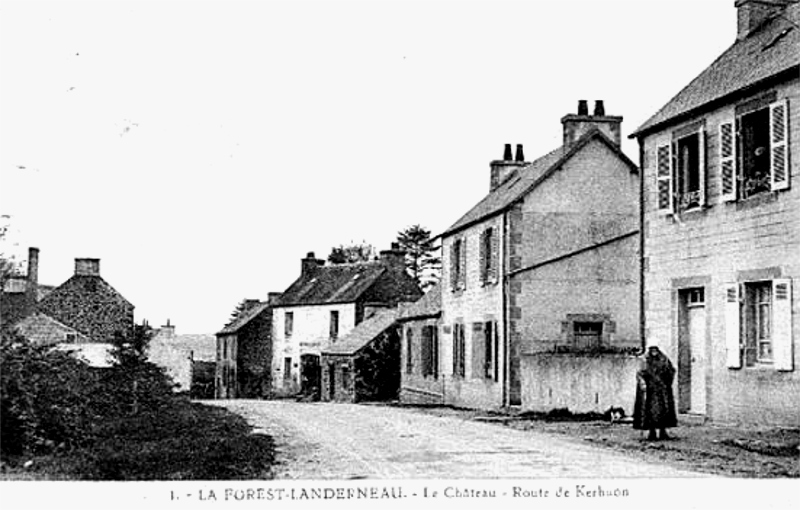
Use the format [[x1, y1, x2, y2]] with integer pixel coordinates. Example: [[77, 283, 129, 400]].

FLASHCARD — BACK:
[[13, 312, 91, 346], [217, 301, 272, 335], [276, 261, 418, 307], [631, 3, 800, 138], [441, 129, 637, 238], [322, 308, 399, 356], [397, 284, 442, 321]]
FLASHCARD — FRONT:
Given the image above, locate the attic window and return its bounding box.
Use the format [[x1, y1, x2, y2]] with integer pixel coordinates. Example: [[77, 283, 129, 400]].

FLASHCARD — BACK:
[[763, 27, 792, 51]]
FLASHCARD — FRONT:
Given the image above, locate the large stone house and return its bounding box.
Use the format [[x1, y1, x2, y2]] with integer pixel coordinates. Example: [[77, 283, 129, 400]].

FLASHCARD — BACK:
[[2, 248, 135, 367], [630, 0, 799, 426], [271, 245, 422, 399], [439, 101, 640, 412], [214, 294, 280, 399]]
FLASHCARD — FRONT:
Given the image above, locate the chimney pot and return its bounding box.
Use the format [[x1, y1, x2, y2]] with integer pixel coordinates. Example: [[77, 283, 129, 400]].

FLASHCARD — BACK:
[[594, 100, 605, 116], [515, 144, 524, 162], [578, 100, 589, 116], [301, 252, 324, 276], [503, 143, 513, 161]]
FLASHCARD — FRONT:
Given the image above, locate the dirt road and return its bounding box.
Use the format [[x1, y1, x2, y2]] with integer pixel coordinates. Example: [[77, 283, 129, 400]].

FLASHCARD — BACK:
[[210, 400, 704, 479]]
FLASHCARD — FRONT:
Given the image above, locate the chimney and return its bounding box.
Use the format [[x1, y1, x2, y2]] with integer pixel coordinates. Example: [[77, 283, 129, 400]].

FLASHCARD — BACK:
[[379, 242, 406, 272], [75, 258, 100, 276], [160, 319, 176, 339], [561, 99, 623, 147], [301, 252, 324, 276], [267, 292, 282, 306], [736, 0, 790, 40], [490, 144, 529, 191], [27, 247, 39, 288]]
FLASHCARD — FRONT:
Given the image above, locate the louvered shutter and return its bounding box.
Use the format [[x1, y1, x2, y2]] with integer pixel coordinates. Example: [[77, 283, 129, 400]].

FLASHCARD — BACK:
[[489, 227, 499, 283], [725, 284, 742, 368], [452, 324, 460, 375], [772, 279, 793, 371], [472, 322, 484, 378], [479, 230, 488, 284], [719, 121, 737, 202], [656, 144, 673, 212], [450, 241, 458, 291], [770, 100, 789, 191], [459, 238, 467, 290], [698, 129, 707, 208]]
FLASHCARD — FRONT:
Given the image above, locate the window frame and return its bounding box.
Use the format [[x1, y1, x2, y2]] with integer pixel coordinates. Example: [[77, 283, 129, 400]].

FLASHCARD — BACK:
[[329, 310, 339, 341], [284, 311, 294, 338]]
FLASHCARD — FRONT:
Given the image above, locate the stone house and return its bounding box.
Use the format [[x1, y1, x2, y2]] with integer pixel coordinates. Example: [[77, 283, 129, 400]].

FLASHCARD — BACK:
[[630, 0, 799, 426], [214, 294, 280, 399], [271, 245, 422, 399], [148, 320, 216, 394], [320, 308, 401, 403], [398, 284, 443, 405], [439, 101, 640, 412]]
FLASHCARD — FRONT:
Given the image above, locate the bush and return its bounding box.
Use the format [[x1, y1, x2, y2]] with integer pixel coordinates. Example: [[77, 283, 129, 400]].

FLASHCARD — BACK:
[[1, 331, 100, 456]]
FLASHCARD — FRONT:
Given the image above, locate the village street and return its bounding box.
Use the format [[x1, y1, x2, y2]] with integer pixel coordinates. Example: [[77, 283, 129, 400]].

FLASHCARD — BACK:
[[209, 400, 704, 479]]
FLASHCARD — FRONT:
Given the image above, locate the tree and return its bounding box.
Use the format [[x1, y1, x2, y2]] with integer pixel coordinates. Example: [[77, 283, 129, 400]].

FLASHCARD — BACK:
[[0, 215, 20, 289], [396, 224, 441, 290], [327, 242, 376, 264]]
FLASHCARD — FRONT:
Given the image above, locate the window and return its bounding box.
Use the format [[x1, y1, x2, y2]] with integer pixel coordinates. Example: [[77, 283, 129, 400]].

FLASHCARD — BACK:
[[720, 98, 790, 202], [725, 279, 792, 370], [480, 227, 499, 285], [330, 310, 339, 340], [421, 325, 439, 378], [450, 238, 466, 291], [341, 366, 351, 390], [406, 328, 414, 375], [452, 323, 465, 377], [655, 125, 706, 214], [285, 311, 294, 338], [284, 357, 292, 381], [573, 322, 603, 351]]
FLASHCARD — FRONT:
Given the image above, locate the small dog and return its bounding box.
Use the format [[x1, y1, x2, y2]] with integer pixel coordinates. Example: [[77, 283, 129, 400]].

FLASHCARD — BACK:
[[605, 406, 626, 423]]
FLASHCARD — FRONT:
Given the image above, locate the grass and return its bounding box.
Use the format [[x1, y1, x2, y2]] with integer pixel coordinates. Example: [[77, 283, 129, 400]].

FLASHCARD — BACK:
[[0, 400, 276, 480]]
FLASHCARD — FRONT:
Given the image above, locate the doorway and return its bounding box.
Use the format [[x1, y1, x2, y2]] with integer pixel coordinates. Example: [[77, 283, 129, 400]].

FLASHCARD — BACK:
[[300, 354, 321, 400], [678, 287, 707, 415]]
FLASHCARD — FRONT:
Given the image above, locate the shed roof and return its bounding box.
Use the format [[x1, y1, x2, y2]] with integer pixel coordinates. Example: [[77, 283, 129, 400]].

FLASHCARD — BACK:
[[321, 308, 399, 356], [631, 3, 800, 138], [13, 312, 91, 346]]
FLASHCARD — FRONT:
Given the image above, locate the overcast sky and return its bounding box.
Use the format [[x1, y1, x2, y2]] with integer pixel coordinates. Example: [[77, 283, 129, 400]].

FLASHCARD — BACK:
[[0, 0, 735, 334]]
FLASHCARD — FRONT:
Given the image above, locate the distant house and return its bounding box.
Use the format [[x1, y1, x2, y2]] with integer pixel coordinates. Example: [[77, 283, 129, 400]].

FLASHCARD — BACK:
[[214, 294, 280, 399], [271, 244, 422, 399], [439, 101, 640, 413], [398, 284, 443, 405], [149, 320, 216, 395], [320, 308, 401, 403], [630, 0, 799, 426], [3, 248, 135, 367]]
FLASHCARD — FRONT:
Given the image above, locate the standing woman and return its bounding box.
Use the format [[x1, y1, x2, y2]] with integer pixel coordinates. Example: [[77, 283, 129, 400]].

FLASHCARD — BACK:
[[633, 345, 678, 440]]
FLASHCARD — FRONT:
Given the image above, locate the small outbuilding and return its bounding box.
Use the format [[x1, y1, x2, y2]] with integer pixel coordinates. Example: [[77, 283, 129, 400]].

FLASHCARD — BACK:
[[320, 309, 401, 403]]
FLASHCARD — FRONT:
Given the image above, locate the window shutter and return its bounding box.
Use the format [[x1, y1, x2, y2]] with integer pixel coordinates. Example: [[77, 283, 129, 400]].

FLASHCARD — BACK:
[[772, 279, 793, 371], [656, 144, 673, 213], [459, 237, 467, 290], [489, 227, 499, 283], [725, 284, 742, 368], [431, 326, 439, 379], [450, 242, 458, 291], [471, 322, 484, 378], [479, 230, 488, 284], [719, 121, 737, 202], [452, 324, 460, 375], [770, 99, 789, 191], [698, 129, 707, 208]]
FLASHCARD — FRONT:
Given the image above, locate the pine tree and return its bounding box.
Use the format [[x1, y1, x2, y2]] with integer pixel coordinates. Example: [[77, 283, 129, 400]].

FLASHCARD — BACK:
[[396, 224, 441, 291]]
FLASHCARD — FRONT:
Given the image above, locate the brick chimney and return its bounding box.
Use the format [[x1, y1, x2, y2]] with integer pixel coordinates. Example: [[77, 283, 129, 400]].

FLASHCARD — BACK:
[[24, 247, 40, 312], [301, 252, 324, 276], [490, 143, 528, 191], [267, 292, 282, 305], [561, 99, 623, 147], [75, 258, 100, 276], [379, 242, 406, 272], [736, 0, 792, 40]]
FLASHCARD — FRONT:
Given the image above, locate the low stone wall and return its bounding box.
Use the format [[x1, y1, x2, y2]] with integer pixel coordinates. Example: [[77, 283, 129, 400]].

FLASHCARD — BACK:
[[520, 353, 639, 415], [400, 385, 444, 405]]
